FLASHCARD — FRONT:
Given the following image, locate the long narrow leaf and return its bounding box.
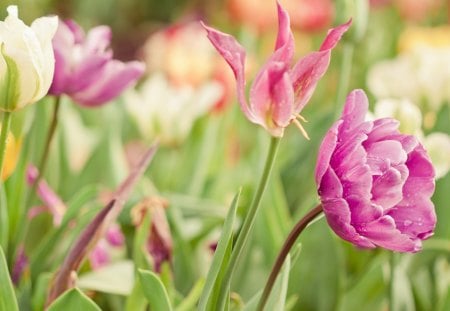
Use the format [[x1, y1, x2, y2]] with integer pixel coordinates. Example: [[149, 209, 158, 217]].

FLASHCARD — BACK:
[[197, 190, 240, 311], [0, 246, 19, 311], [138, 269, 173, 311]]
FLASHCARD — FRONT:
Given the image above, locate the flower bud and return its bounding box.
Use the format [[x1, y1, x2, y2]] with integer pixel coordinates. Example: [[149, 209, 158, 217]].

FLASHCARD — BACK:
[[0, 6, 57, 111]]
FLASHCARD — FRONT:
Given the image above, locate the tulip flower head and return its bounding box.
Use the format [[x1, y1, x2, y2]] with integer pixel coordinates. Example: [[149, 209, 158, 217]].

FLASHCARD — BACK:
[[0, 6, 57, 111], [202, 2, 351, 137], [49, 19, 145, 107], [316, 90, 436, 252]]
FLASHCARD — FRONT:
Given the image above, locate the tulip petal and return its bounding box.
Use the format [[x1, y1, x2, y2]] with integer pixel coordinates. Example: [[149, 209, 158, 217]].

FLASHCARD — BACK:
[[366, 140, 407, 167], [72, 60, 145, 107], [346, 195, 383, 225], [322, 198, 375, 249], [365, 118, 400, 143], [249, 61, 293, 136], [362, 216, 421, 252], [340, 89, 369, 135], [315, 120, 341, 184], [388, 200, 436, 241], [272, 1, 294, 63], [318, 167, 343, 199], [372, 167, 405, 210], [290, 20, 351, 113], [202, 22, 257, 122]]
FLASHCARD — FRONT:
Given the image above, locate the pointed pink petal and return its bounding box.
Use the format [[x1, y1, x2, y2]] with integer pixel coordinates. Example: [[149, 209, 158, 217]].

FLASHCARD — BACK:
[[272, 2, 294, 63], [84, 25, 112, 54], [201, 22, 256, 122], [362, 216, 421, 252], [319, 19, 352, 51], [290, 20, 351, 113], [249, 61, 293, 136], [64, 19, 85, 43]]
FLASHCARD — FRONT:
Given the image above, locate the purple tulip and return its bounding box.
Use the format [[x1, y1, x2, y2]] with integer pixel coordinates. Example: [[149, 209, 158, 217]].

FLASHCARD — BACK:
[[316, 90, 436, 252], [202, 2, 351, 137], [49, 19, 145, 107]]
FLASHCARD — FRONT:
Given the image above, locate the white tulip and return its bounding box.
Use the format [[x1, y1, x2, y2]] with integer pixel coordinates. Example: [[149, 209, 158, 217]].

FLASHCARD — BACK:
[[125, 73, 223, 145], [374, 98, 423, 136], [0, 6, 58, 111], [423, 132, 450, 179]]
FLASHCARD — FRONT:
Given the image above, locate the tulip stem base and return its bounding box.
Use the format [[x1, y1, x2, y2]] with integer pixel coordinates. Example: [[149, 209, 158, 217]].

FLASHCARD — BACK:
[[0, 111, 13, 182], [216, 136, 281, 310], [256, 204, 323, 311]]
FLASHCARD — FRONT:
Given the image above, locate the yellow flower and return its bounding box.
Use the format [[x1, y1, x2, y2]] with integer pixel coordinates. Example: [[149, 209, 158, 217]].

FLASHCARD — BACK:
[[399, 25, 450, 52], [0, 126, 21, 181]]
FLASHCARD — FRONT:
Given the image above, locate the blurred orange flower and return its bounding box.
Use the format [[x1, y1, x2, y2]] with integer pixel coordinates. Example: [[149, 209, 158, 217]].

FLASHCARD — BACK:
[[1, 128, 21, 181]]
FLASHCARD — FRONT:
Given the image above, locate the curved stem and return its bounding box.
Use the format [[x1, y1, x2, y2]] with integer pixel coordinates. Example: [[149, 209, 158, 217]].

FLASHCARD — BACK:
[[0, 111, 13, 181], [334, 43, 354, 118], [216, 136, 281, 310], [256, 204, 323, 311], [26, 96, 61, 205]]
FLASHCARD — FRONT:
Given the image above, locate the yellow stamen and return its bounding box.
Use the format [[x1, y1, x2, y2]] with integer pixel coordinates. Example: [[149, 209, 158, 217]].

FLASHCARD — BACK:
[[296, 114, 308, 123], [292, 118, 310, 140]]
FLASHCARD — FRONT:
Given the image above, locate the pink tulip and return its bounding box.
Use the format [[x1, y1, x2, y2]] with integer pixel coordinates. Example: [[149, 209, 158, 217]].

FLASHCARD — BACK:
[[202, 1, 350, 137], [316, 90, 436, 252], [49, 19, 145, 107]]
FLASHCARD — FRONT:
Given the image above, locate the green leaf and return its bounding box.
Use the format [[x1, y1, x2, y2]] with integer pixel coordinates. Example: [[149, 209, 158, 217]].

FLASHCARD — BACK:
[[138, 269, 173, 311], [0, 246, 19, 311], [243, 255, 292, 311], [47, 288, 101, 311], [197, 191, 240, 311], [0, 185, 8, 250], [125, 281, 147, 311], [175, 279, 205, 311], [77, 260, 134, 296]]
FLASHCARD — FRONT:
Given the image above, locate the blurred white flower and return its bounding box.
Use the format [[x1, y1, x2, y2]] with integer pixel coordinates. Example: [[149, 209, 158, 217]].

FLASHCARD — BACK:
[[61, 104, 98, 172], [0, 6, 58, 111], [374, 98, 423, 136], [125, 73, 222, 145], [422, 132, 450, 179], [368, 46, 450, 111]]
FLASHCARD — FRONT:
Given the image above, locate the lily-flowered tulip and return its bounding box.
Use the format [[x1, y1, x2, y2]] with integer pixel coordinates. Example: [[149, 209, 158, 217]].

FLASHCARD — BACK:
[[0, 6, 57, 111], [203, 2, 351, 137], [49, 19, 145, 107], [316, 90, 436, 252]]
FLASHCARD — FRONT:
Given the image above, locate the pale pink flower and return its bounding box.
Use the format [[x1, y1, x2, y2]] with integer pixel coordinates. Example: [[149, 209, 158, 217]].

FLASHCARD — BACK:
[[203, 2, 350, 137]]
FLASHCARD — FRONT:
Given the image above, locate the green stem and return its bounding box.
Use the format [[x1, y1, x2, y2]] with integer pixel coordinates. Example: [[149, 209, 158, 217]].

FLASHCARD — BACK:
[[389, 252, 398, 311], [0, 111, 13, 182], [256, 204, 323, 311], [334, 43, 354, 118], [26, 96, 61, 206], [216, 136, 281, 310]]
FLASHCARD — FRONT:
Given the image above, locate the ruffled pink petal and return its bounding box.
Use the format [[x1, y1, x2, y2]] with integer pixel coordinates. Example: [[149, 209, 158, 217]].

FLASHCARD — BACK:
[[72, 60, 145, 107], [366, 140, 407, 167], [406, 145, 435, 179], [362, 216, 421, 252], [346, 195, 383, 225], [372, 167, 406, 210], [340, 164, 373, 199], [315, 120, 341, 184], [322, 198, 375, 248], [364, 118, 399, 144], [202, 22, 257, 122], [318, 167, 343, 199], [388, 200, 436, 241], [340, 90, 369, 136]]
